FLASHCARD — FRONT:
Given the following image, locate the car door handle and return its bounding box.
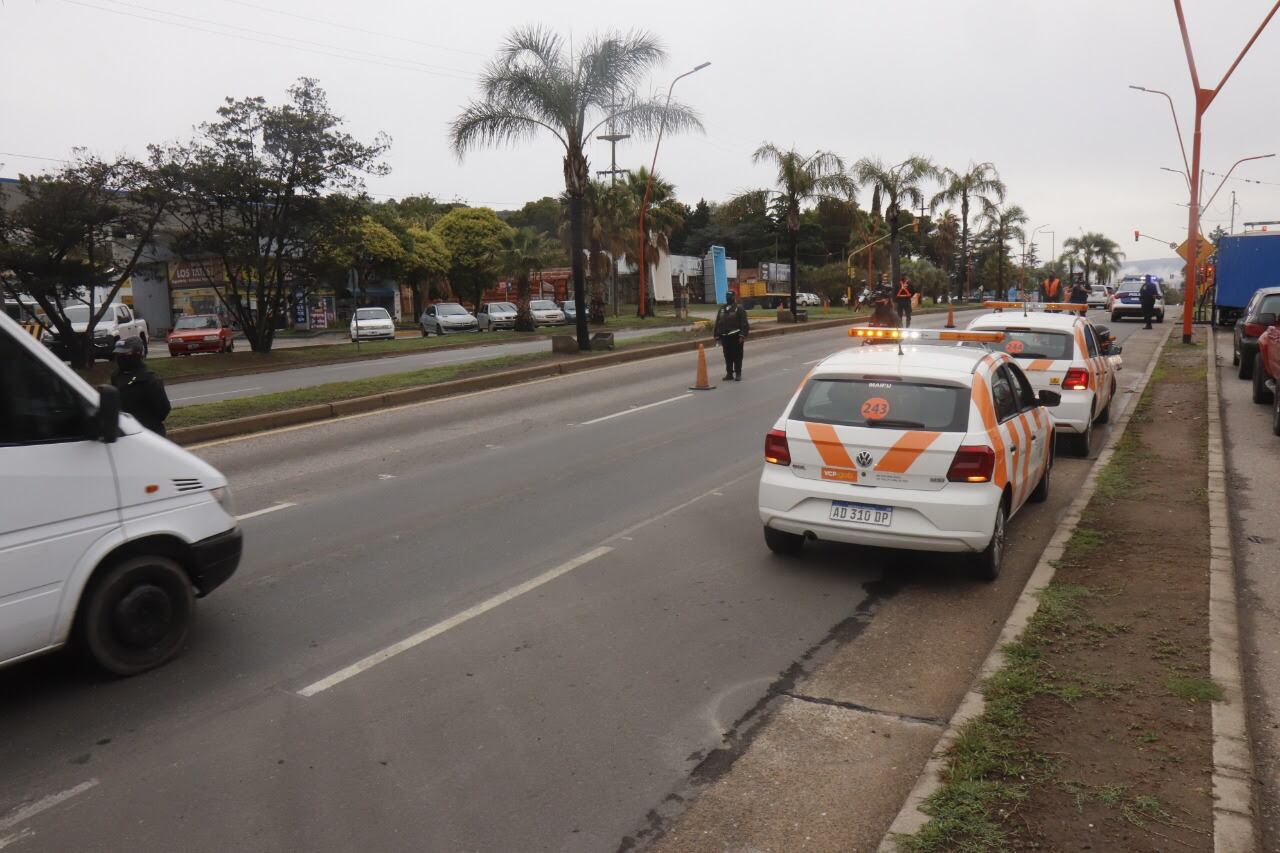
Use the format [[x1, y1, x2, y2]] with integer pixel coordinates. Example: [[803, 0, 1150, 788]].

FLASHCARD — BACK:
[[1010, 445, 1019, 453], [1030, 434, 1038, 441]]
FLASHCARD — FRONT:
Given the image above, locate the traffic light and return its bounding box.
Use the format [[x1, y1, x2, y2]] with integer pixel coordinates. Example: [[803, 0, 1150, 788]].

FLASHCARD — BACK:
[[1134, 230, 1140, 242]]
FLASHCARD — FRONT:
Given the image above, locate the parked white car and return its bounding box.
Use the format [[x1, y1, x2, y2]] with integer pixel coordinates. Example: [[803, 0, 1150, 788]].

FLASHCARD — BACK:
[[350, 307, 396, 342], [420, 302, 478, 335], [1, 310, 242, 675], [477, 301, 519, 331], [43, 302, 149, 362], [529, 299, 566, 326]]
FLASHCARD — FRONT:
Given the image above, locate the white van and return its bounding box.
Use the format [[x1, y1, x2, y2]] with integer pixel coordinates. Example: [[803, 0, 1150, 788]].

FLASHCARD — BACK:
[[0, 311, 241, 675]]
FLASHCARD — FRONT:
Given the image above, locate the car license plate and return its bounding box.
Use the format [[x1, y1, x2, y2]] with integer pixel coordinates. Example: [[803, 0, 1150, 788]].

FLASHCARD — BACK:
[[829, 501, 892, 527]]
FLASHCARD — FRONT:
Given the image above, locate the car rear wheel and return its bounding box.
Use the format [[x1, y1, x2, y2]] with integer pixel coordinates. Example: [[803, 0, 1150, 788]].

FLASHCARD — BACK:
[[79, 555, 195, 676], [971, 502, 1007, 581], [1232, 339, 1240, 366], [1095, 390, 1112, 425], [1029, 456, 1051, 503], [139, 334, 148, 356], [1252, 354, 1274, 404], [1071, 419, 1093, 457], [1273, 390, 1280, 436], [763, 526, 804, 556], [1239, 348, 1254, 380]]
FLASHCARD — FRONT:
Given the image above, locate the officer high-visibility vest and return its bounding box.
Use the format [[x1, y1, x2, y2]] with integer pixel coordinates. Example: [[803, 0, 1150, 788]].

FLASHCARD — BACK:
[[897, 281, 912, 299], [1043, 278, 1061, 298]]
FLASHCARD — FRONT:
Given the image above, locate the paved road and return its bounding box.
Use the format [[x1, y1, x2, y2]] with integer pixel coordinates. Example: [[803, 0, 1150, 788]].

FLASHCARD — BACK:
[[0, 309, 1147, 852], [1213, 328, 1280, 847], [167, 326, 692, 407]]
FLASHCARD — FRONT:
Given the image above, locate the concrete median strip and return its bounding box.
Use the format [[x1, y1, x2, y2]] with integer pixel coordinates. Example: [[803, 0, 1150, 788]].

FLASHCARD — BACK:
[[167, 314, 865, 446], [878, 322, 1175, 851]]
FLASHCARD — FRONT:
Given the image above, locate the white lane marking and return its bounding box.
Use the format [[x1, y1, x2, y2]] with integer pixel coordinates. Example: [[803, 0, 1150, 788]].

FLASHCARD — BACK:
[[378, 474, 396, 480], [298, 546, 614, 697], [0, 780, 99, 835], [0, 829, 34, 850], [577, 393, 693, 426], [234, 502, 297, 522], [172, 387, 261, 402]]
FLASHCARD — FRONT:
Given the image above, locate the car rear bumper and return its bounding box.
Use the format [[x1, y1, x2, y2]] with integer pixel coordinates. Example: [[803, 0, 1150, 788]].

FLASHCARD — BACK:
[[188, 527, 242, 596], [758, 466, 998, 553], [1047, 392, 1094, 433], [1112, 303, 1161, 317], [168, 340, 222, 354], [352, 328, 397, 339]]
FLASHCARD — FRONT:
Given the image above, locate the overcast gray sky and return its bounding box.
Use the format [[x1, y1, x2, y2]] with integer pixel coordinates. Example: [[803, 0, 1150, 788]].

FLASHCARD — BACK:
[[4, 0, 1279, 263]]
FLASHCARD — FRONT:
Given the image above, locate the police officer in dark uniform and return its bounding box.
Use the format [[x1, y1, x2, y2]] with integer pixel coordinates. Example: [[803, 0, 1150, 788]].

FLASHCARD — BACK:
[[713, 291, 750, 381], [111, 336, 171, 436], [1139, 276, 1158, 329], [894, 276, 916, 327], [1069, 280, 1090, 306], [869, 281, 900, 327]]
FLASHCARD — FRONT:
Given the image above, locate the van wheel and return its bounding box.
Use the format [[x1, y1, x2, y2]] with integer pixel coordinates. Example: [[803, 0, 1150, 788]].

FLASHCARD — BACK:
[[764, 526, 804, 556], [80, 556, 194, 676], [1252, 354, 1274, 405], [972, 502, 1007, 581]]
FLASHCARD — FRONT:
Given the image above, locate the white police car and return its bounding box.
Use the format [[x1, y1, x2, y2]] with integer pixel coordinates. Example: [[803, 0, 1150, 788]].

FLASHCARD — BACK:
[[758, 328, 1060, 580], [968, 302, 1120, 456]]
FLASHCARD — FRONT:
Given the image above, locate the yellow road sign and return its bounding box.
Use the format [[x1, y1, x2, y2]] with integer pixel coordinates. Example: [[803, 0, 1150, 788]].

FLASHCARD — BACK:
[[1176, 234, 1215, 265]]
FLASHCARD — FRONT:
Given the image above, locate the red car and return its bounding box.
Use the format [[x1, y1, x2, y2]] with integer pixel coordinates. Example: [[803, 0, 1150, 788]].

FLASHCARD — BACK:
[[1255, 310, 1280, 434], [167, 314, 235, 355]]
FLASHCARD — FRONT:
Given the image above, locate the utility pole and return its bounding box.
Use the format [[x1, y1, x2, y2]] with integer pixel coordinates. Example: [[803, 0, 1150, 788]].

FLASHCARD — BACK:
[[1231, 190, 1237, 233], [597, 88, 630, 317]]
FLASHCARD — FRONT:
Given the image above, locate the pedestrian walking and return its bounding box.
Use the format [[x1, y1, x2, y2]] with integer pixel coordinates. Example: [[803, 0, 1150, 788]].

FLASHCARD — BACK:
[[111, 336, 171, 436], [1139, 276, 1159, 329], [713, 291, 750, 381], [894, 276, 916, 327]]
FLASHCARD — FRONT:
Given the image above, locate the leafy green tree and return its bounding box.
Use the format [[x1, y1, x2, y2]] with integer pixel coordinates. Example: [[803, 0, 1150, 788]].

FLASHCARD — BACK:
[[854, 156, 937, 289], [320, 215, 406, 302], [746, 144, 854, 313], [451, 26, 702, 350], [504, 196, 564, 244], [0, 152, 171, 366], [402, 227, 451, 319], [161, 78, 389, 352], [977, 201, 1029, 296], [432, 206, 511, 309], [497, 227, 557, 331], [931, 162, 1005, 296]]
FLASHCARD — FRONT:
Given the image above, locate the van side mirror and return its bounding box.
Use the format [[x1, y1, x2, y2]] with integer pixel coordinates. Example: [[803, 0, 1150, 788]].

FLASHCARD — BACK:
[[96, 384, 121, 443], [1259, 312, 1277, 327], [1037, 389, 1062, 408]]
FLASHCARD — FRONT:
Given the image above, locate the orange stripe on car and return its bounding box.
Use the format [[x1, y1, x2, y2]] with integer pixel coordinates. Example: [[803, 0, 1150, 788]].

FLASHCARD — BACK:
[[1025, 358, 1054, 372], [874, 431, 942, 473], [803, 423, 856, 469], [971, 372, 1009, 489], [1017, 414, 1034, 502]]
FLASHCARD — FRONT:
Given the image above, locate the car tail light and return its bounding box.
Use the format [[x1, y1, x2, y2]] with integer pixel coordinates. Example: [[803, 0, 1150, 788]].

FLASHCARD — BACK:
[[947, 445, 996, 483], [1244, 322, 1266, 338], [1063, 367, 1090, 391], [764, 429, 791, 466]]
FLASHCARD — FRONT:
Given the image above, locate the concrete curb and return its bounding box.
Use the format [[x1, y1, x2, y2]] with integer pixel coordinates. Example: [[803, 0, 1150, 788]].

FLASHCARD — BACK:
[[1205, 330, 1260, 852], [876, 323, 1174, 851], [167, 314, 866, 446]]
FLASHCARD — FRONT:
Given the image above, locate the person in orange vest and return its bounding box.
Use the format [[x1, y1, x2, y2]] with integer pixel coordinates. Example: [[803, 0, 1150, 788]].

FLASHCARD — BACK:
[[894, 275, 917, 327], [1040, 276, 1063, 303]]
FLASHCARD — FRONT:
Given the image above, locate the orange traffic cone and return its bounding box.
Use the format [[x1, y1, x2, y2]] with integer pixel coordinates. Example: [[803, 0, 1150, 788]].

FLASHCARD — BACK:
[[945, 300, 956, 329], [689, 343, 716, 390]]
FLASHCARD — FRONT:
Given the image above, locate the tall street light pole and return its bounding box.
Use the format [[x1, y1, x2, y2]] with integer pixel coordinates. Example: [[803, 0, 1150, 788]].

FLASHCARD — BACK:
[[1136, 0, 1280, 344], [638, 61, 710, 319]]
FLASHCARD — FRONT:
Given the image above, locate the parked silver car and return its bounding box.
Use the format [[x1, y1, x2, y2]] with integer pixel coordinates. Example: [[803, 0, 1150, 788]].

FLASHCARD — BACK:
[[529, 299, 566, 326], [561, 299, 578, 323], [477, 301, 518, 331], [420, 302, 478, 335]]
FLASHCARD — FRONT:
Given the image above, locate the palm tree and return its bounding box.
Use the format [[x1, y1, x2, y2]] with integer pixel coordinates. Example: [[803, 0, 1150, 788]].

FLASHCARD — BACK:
[[744, 144, 854, 314], [931, 162, 1005, 298], [978, 201, 1028, 296], [932, 210, 960, 284], [854, 156, 937, 288], [624, 167, 685, 310], [1060, 236, 1085, 282], [1080, 232, 1124, 285], [497, 227, 557, 331], [451, 26, 702, 350]]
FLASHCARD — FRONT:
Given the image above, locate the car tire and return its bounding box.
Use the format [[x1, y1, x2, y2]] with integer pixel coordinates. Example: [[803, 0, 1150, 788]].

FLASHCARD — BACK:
[[1239, 348, 1254, 380], [436, 323, 444, 336], [1252, 354, 1273, 404], [1232, 339, 1240, 366], [1095, 392, 1111, 425], [79, 555, 194, 676], [1111, 312, 1121, 323], [1029, 457, 1051, 503], [1157, 312, 1164, 323], [1072, 418, 1093, 457], [971, 501, 1007, 582], [139, 334, 148, 356], [1273, 389, 1280, 436], [763, 526, 804, 556], [421, 324, 429, 337]]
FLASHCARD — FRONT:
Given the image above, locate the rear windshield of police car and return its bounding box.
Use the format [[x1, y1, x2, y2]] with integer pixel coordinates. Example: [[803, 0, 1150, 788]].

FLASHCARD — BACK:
[[793, 378, 970, 431], [988, 329, 1074, 360]]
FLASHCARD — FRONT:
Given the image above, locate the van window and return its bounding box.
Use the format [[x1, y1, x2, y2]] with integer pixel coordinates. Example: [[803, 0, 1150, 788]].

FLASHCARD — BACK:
[[0, 336, 90, 445]]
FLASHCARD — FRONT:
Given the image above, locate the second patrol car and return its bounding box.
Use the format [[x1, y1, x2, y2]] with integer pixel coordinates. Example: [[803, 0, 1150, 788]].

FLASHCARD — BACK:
[[758, 328, 1061, 580], [967, 302, 1120, 456]]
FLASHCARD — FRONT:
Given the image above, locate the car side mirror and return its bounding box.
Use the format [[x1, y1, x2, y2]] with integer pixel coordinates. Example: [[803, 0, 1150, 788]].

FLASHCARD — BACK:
[[1037, 389, 1062, 408], [96, 384, 121, 443], [1259, 312, 1277, 326]]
